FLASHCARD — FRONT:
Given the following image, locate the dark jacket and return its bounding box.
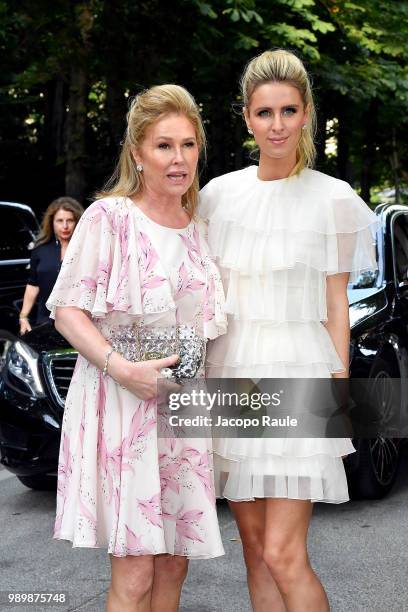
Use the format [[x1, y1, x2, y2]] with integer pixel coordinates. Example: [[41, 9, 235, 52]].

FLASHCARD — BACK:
[[27, 240, 62, 324]]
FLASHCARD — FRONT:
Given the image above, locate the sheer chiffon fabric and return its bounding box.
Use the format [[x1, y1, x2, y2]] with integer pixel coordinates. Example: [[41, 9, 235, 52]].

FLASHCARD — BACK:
[[200, 166, 379, 504], [46, 197, 227, 558]]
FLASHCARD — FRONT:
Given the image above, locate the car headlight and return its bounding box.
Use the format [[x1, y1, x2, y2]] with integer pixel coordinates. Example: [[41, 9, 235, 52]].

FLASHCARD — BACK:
[[5, 340, 45, 397]]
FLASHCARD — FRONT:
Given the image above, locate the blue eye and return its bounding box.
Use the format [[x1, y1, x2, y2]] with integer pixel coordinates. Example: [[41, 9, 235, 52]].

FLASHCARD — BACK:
[[283, 107, 297, 116], [257, 110, 271, 117]]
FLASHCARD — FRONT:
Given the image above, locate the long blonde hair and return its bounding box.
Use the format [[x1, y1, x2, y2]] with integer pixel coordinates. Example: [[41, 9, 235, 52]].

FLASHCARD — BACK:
[[97, 84, 206, 217], [36, 197, 83, 246], [240, 49, 316, 175]]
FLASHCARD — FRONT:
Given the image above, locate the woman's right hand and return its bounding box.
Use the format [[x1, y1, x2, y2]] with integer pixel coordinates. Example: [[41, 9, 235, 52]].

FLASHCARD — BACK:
[[19, 319, 32, 335], [108, 352, 180, 399]]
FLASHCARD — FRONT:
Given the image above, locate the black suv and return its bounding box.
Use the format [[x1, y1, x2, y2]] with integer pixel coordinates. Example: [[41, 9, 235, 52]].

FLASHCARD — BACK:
[[1, 202, 408, 497], [0, 322, 72, 489], [0, 201, 39, 351]]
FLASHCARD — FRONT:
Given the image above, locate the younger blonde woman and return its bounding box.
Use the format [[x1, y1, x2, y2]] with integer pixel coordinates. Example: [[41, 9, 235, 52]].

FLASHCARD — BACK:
[[200, 50, 378, 611]]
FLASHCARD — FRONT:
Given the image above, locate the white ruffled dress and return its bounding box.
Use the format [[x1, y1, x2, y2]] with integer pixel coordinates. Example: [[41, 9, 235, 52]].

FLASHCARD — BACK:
[[199, 166, 378, 504], [46, 196, 227, 558]]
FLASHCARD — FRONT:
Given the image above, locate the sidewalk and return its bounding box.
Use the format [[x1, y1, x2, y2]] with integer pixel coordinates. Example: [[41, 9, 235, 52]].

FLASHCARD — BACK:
[[1, 456, 408, 611]]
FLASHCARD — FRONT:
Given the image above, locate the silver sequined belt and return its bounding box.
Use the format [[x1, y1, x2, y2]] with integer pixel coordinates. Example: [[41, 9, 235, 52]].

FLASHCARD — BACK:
[[109, 324, 206, 380]]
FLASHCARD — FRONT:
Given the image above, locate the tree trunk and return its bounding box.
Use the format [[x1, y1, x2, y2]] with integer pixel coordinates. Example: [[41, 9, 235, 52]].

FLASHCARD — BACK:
[[64, 2, 93, 203], [43, 75, 67, 198], [336, 102, 353, 182], [390, 127, 401, 204], [360, 100, 378, 203], [234, 113, 245, 170], [103, 0, 127, 159], [208, 98, 227, 179], [65, 65, 88, 201], [315, 101, 327, 170], [44, 75, 66, 163]]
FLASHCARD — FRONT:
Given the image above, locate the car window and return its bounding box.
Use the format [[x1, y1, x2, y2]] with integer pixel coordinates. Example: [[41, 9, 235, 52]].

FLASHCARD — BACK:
[[392, 213, 408, 286], [16, 207, 38, 236], [349, 233, 380, 289], [0, 208, 36, 261]]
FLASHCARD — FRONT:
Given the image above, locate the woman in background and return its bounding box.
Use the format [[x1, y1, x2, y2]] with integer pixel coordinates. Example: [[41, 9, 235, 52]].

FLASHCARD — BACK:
[[19, 196, 83, 334]]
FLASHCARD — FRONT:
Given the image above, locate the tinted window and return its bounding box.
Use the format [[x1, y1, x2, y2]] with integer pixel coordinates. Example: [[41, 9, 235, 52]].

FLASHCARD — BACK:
[[393, 214, 408, 285], [349, 233, 379, 289], [0, 207, 37, 261]]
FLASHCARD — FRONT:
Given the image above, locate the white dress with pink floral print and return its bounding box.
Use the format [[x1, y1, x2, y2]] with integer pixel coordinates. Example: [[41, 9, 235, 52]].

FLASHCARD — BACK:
[[46, 196, 227, 559]]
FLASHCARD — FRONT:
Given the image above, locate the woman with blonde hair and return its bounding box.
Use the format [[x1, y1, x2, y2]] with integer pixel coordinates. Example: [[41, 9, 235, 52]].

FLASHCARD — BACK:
[[200, 49, 378, 611], [46, 84, 226, 612], [19, 196, 83, 334]]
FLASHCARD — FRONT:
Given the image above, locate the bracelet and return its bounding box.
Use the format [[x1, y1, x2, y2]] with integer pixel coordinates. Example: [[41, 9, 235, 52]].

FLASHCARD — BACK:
[[19, 316, 29, 322], [102, 347, 115, 377]]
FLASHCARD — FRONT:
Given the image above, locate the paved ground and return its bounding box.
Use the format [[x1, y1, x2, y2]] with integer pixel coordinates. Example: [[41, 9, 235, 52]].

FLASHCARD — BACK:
[[0, 452, 407, 612]]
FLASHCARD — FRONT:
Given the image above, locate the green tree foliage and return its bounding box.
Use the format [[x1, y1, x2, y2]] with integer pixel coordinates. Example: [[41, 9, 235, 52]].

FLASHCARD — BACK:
[[0, 0, 407, 210]]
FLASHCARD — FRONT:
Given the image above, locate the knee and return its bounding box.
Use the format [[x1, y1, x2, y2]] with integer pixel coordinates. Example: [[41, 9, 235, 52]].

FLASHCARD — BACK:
[[160, 555, 189, 583], [122, 574, 154, 602], [262, 543, 306, 591], [111, 556, 154, 603]]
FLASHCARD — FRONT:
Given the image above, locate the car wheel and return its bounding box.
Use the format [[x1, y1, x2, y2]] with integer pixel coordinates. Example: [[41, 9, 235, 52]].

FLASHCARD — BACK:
[[346, 437, 400, 499], [346, 358, 401, 499], [17, 475, 57, 491]]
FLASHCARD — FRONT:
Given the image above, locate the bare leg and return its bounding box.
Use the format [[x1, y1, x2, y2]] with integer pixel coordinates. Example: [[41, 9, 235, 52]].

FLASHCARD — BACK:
[[107, 555, 154, 612], [263, 499, 330, 612], [229, 500, 286, 612], [151, 554, 189, 612]]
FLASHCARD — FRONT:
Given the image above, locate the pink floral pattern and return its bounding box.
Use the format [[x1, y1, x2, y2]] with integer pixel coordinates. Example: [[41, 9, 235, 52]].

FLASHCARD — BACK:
[[138, 230, 167, 303], [48, 197, 226, 558]]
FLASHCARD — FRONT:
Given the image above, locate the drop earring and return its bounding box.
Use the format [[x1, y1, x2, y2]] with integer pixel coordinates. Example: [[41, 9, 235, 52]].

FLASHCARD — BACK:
[[301, 124, 307, 130], [247, 127, 253, 135]]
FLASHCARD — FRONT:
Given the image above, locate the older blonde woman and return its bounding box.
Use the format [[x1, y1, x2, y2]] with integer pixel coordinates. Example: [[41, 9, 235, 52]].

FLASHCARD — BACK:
[[47, 85, 226, 612]]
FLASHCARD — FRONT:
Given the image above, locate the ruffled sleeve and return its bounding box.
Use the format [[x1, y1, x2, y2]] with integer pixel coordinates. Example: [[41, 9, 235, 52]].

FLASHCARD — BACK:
[[200, 169, 379, 281], [198, 179, 218, 222], [46, 198, 143, 319], [327, 180, 379, 282], [195, 217, 227, 340]]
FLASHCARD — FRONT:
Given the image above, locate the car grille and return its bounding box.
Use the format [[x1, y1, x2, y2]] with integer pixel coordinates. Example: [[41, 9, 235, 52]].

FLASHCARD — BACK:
[[42, 350, 78, 408]]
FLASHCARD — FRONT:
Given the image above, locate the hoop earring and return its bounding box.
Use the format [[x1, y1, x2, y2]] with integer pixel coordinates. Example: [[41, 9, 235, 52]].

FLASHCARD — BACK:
[[136, 163, 143, 172]]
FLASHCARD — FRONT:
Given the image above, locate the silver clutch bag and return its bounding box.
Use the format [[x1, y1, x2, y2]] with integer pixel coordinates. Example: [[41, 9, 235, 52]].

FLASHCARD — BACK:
[[109, 324, 206, 380]]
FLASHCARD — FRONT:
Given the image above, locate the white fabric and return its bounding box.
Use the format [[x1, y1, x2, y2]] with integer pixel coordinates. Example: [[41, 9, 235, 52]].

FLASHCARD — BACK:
[[200, 166, 379, 504]]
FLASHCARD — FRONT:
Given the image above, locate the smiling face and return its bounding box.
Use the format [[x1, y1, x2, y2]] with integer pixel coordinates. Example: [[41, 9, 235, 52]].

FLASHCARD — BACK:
[[132, 113, 199, 200], [244, 81, 308, 170], [53, 208, 76, 242]]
